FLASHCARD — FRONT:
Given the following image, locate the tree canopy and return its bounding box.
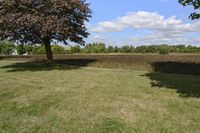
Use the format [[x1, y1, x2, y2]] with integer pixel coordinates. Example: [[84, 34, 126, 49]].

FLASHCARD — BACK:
[[0, 0, 91, 62], [179, 0, 200, 19]]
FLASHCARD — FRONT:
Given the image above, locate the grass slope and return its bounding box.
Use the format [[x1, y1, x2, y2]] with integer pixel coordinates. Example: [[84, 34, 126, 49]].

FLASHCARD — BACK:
[[0, 60, 200, 133]]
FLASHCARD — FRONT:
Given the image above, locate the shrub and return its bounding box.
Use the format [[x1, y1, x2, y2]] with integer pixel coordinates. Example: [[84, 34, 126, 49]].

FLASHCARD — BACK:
[[120, 45, 135, 53], [16, 44, 26, 55], [146, 45, 159, 53], [0, 42, 2, 54], [0, 40, 15, 55], [16, 44, 33, 55], [159, 47, 170, 55], [114, 46, 120, 53], [52, 45, 65, 54], [84, 43, 106, 53], [24, 45, 33, 54], [32, 45, 46, 55], [106, 46, 114, 53], [136, 46, 147, 53], [70, 45, 81, 53], [94, 43, 106, 53]]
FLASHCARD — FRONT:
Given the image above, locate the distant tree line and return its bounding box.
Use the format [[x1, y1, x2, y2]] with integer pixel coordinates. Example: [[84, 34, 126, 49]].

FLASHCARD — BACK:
[[0, 41, 200, 55]]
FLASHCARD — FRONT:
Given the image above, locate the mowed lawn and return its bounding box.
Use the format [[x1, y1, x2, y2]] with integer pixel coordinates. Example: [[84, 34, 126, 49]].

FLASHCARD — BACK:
[[0, 60, 200, 133]]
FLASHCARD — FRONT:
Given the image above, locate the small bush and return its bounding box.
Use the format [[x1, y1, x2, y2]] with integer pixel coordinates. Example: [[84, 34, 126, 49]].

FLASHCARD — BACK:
[[0, 40, 15, 55], [70, 45, 81, 53], [24, 45, 33, 54], [16, 44, 26, 55], [106, 46, 114, 53], [159, 47, 169, 55], [32, 45, 46, 55], [52, 45, 65, 54], [0, 43, 2, 54], [84, 43, 106, 53]]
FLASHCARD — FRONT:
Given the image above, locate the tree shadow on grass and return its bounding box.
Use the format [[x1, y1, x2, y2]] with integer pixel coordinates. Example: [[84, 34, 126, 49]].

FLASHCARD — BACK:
[[151, 61, 200, 76], [144, 61, 200, 98], [0, 55, 31, 60], [1, 59, 97, 72], [143, 72, 200, 98]]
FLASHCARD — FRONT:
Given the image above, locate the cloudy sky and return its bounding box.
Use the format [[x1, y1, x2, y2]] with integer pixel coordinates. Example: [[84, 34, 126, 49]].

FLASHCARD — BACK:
[[85, 0, 200, 46]]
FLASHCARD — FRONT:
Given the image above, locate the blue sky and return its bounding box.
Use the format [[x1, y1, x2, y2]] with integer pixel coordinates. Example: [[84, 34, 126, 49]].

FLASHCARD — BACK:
[[85, 0, 200, 46]]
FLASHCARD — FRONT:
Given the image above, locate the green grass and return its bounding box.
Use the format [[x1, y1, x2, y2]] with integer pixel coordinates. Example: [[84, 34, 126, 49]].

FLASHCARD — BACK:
[[0, 60, 200, 133]]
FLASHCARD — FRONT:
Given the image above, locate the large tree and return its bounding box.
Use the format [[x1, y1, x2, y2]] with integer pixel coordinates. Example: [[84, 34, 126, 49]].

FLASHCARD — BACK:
[[179, 0, 200, 19], [0, 0, 91, 62]]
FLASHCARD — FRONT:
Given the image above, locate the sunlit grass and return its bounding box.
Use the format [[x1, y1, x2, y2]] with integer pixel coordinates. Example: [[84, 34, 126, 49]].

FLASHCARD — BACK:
[[0, 60, 200, 133]]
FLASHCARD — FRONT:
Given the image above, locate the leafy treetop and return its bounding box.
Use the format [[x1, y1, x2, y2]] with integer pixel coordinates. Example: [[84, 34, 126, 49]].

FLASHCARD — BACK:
[[0, 0, 91, 62], [0, 0, 91, 44], [179, 0, 200, 19]]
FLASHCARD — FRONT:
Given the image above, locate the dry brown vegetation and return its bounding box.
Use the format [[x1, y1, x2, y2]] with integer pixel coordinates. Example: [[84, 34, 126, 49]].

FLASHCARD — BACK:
[[1, 54, 200, 75]]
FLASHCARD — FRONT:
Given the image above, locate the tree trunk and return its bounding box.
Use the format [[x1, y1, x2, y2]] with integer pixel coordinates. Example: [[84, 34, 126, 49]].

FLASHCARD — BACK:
[[44, 40, 53, 63]]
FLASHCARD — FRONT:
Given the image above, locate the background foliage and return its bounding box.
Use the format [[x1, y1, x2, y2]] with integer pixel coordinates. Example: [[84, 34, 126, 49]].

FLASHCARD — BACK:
[[1, 41, 200, 55]]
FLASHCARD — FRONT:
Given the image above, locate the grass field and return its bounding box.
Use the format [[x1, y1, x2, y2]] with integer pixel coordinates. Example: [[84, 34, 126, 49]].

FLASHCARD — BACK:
[[0, 60, 200, 133]]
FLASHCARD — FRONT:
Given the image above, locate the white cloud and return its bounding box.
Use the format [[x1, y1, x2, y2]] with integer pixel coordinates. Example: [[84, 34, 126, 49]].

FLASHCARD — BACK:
[[89, 11, 194, 34], [88, 11, 200, 45], [130, 34, 200, 46]]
